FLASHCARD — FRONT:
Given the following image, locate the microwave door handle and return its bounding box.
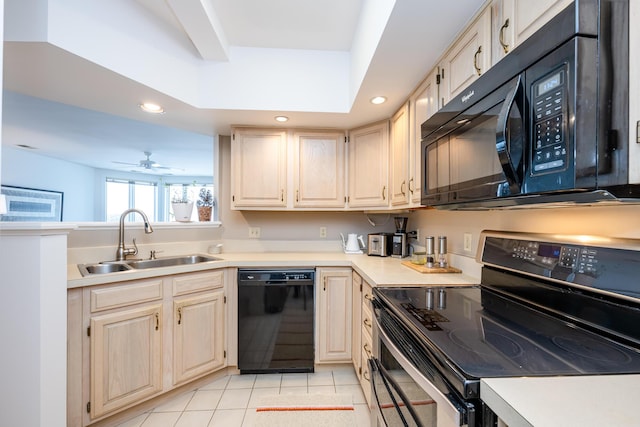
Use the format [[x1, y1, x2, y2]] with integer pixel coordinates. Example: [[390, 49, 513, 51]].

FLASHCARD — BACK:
[[496, 75, 524, 195]]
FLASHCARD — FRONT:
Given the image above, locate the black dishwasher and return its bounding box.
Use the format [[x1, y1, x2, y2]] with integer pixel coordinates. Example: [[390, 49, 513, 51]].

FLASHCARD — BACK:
[[237, 269, 315, 373]]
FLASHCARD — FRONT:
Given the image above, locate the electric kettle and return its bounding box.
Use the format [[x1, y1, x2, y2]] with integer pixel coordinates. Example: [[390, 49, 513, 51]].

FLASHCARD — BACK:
[[340, 233, 365, 254]]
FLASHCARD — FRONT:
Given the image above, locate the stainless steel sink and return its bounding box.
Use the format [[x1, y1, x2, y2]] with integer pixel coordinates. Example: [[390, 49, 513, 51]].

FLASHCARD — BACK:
[[78, 263, 132, 276], [126, 255, 220, 269], [78, 254, 221, 276]]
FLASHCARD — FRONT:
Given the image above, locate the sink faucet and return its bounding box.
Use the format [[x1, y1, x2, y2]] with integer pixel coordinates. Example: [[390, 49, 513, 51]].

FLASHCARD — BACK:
[[116, 209, 154, 261]]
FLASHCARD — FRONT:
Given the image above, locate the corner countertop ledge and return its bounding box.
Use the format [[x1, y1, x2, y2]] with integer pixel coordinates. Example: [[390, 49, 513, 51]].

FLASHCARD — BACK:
[[481, 375, 640, 427]]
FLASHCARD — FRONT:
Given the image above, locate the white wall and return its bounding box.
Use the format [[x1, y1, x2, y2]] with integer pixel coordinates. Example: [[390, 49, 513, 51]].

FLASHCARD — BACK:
[[1, 145, 96, 221]]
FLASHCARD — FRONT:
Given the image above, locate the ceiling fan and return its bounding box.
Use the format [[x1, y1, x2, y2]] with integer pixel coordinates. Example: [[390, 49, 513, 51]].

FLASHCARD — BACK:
[[112, 151, 182, 173]]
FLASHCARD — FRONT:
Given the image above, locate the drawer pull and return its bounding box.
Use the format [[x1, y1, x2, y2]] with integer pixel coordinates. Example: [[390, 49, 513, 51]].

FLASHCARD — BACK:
[[364, 343, 372, 356], [363, 318, 372, 328], [363, 370, 370, 381], [177, 307, 182, 325], [499, 18, 510, 53], [364, 293, 374, 301], [155, 312, 159, 331]]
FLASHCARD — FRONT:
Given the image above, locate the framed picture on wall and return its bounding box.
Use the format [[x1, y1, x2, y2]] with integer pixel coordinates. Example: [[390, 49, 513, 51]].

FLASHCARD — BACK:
[[0, 185, 64, 221]]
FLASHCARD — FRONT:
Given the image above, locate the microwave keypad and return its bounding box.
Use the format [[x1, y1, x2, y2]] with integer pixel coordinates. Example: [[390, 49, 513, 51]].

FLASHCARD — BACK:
[[532, 87, 567, 173]]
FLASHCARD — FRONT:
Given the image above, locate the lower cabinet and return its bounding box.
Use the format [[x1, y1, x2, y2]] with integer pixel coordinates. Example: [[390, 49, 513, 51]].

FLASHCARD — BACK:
[[352, 272, 373, 405], [173, 290, 226, 385], [316, 268, 353, 362], [89, 304, 163, 419], [70, 270, 227, 425]]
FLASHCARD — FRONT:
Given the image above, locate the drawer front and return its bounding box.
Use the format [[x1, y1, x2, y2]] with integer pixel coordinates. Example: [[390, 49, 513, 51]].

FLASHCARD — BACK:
[[362, 281, 374, 312], [173, 270, 224, 296], [90, 279, 164, 313], [352, 271, 362, 286], [360, 347, 372, 405]]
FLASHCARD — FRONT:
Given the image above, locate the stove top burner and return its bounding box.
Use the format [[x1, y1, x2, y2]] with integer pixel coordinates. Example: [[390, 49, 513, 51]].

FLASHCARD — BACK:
[[551, 336, 633, 364], [450, 329, 524, 359]]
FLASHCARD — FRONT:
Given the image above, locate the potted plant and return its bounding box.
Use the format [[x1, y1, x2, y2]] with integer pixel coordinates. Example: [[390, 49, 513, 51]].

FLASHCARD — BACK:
[[171, 190, 194, 222], [197, 188, 214, 222]]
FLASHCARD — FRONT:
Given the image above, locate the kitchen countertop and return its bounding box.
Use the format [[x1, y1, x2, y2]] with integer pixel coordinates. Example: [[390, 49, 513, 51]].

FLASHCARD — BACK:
[[67, 252, 480, 288], [481, 375, 640, 427]]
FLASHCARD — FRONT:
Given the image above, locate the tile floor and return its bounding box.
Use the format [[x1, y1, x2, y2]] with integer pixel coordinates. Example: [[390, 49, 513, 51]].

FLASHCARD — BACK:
[[117, 366, 371, 427]]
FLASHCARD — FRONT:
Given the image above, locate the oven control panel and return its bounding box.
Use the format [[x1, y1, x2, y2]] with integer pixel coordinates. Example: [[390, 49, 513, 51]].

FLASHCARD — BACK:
[[481, 233, 640, 299]]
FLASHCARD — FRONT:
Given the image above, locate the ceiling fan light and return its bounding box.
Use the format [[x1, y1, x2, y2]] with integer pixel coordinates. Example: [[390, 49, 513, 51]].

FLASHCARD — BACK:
[[139, 102, 165, 114]]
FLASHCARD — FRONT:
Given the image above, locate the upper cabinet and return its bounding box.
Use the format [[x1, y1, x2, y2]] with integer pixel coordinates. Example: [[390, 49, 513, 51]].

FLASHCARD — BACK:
[[293, 130, 346, 209], [492, 0, 573, 64], [347, 122, 390, 209], [390, 103, 410, 207], [409, 70, 439, 205], [438, 6, 492, 107], [231, 128, 288, 209]]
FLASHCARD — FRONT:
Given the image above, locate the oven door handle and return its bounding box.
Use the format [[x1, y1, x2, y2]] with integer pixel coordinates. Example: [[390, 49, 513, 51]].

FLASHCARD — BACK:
[[371, 357, 427, 427], [375, 315, 469, 427], [495, 74, 524, 196]]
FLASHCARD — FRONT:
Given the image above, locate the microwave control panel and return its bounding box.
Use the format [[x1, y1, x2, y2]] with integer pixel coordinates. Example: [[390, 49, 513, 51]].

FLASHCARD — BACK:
[[531, 68, 568, 175]]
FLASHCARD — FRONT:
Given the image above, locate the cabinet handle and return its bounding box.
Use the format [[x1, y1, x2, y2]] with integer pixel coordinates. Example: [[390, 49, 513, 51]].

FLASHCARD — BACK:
[[155, 312, 159, 331], [296, 189, 299, 202], [408, 178, 414, 194], [473, 46, 482, 76], [364, 293, 374, 301], [499, 18, 510, 54], [363, 318, 372, 328], [364, 343, 372, 356], [382, 186, 387, 201], [281, 189, 284, 202], [177, 307, 182, 325], [363, 370, 371, 381], [323, 277, 327, 291], [400, 180, 406, 196]]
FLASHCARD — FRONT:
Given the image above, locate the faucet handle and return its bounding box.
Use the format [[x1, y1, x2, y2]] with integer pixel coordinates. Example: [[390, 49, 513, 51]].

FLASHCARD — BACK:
[[129, 238, 139, 257]]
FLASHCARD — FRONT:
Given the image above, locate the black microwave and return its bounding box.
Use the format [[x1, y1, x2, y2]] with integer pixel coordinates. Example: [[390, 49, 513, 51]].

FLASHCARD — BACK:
[[421, 0, 636, 209]]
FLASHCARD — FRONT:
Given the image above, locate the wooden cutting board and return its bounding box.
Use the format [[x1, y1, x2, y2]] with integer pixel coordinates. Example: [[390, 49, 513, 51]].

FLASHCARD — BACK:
[[401, 261, 462, 274]]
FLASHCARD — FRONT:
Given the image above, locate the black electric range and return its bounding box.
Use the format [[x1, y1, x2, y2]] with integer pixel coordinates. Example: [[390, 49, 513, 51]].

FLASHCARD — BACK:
[[374, 231, 640, 401]]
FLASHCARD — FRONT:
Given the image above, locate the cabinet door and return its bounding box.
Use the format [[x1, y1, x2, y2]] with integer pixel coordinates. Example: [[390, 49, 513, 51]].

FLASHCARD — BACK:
[[494, 0, 572, 64], [316, 268, 352, 362], [173, 290, 226, 385], [439, 6, 492, 106], [231, 128, 287, 208], [409, 71, 439, 205], [90, 304, 162, 419], [390, 103, 410, 207], [293, 130, 346, 208], [351, 272, 362, 377], [347, 122, 390, 208]]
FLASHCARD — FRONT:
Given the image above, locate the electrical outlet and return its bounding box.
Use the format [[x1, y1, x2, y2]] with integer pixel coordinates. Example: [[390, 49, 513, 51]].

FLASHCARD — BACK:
[[319, 227, 327, 238], [249, 227, 261, 238], [463, 233, 473, 252], [416, 228, 421, 242]]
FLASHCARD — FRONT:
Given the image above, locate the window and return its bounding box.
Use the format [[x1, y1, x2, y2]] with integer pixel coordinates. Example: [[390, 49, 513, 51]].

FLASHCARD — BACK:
[[106, 179, 158, 222]]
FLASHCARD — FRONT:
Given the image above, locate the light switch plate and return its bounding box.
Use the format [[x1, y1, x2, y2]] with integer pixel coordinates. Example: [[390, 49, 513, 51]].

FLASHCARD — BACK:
[[463, 233, 473, 252]]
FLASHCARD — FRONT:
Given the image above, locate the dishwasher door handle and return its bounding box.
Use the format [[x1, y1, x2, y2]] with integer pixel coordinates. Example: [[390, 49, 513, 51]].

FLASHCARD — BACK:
[[265, 281, 288, 286]]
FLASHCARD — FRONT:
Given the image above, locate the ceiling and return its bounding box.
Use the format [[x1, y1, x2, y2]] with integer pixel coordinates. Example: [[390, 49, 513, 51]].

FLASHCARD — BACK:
[[2, 0, 485, 174]]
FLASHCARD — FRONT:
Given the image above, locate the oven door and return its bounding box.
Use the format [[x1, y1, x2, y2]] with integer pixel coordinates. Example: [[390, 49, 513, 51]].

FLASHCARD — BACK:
[[372, 313, 473, 427]]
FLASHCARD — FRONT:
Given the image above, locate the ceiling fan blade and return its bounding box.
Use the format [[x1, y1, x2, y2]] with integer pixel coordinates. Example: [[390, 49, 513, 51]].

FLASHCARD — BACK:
[[112, 160, 139, 166]]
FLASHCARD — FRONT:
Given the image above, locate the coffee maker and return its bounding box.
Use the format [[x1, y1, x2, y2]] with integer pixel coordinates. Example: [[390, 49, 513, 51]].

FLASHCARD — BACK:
[[391, 217, 408, 258]]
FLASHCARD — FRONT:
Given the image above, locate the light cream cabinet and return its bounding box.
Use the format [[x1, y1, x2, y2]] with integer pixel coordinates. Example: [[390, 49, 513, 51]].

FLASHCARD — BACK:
[[231, 128, 288, 208], [293, 130, 346, 208], [173, 290, 225, 385], [492, 0, 573, 64], [409, 70, 440, 205], [352, 271, 373, 405], [89, 303, 163, 419], [69, 270, 227, 425], [390, 102, 410, 207], [316, 268, 353, 362], [347, 121, 390, 209], [438, 6, 492, 107]]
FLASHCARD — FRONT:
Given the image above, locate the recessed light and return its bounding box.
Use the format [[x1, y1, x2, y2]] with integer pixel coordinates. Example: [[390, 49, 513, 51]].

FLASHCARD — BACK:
[[139, 102, 165, 114], [274, 116, 289, 122], [370, 96, 387, 105]]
